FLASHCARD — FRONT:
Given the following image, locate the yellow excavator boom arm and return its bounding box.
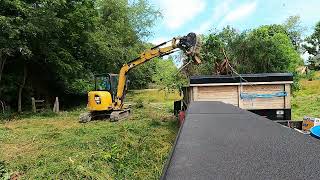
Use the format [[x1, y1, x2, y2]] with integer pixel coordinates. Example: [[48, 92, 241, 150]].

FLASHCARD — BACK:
[[113, 33, 201, 110]]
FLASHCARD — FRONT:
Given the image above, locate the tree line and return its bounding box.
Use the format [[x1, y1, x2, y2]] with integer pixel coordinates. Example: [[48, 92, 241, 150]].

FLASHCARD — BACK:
[[1, 1, 320, 113], [186, 16, 317, 76], [0, 0, 160, 112]]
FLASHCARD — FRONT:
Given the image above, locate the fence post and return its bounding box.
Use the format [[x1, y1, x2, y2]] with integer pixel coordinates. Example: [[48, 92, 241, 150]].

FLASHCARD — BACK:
[[31, 97, 36, 113], [53, 97, 59, 113], [0, 100, 4, 114]]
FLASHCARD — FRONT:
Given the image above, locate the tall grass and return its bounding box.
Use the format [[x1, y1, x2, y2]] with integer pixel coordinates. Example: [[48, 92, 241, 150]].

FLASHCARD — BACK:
[[292, 71, 320, 120], [0, 90, 179, 179]]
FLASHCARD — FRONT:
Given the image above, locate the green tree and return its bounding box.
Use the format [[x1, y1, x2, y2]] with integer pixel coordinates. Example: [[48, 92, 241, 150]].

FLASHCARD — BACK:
[[240, 25, 302, 73], [0, 0, 160, 111], [283, 15, 305, 51], [188, 24, 302, 77], [304, 21, 320, 70], [152, 58, 185, 90]]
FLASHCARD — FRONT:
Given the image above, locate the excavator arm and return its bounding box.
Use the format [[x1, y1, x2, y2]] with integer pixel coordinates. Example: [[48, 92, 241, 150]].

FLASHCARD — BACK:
[[113, 32, 201, 110]]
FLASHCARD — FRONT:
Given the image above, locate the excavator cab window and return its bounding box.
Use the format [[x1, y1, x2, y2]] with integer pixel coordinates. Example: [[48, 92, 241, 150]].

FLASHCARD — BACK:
[[94, 74, 119, 101], [95, 75, 111, 91]]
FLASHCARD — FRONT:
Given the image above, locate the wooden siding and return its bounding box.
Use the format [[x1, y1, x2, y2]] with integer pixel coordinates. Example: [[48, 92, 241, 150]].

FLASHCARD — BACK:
[[194, 86, 238, 106], [241, 84, 286, 110], [190, 83, 291, 110]]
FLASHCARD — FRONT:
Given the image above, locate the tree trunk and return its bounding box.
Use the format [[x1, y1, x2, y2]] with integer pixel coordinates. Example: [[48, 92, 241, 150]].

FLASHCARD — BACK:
[[0, 56, 6, 83], [18, 65, 27, 113]]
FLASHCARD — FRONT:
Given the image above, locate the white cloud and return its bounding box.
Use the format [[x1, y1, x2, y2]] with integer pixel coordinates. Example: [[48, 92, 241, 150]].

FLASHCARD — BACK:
[[212, 0, 234, 21], [224, 1, 257, 23], [196, 0, 234, 34], [158, 0, 206, 30], [196, 21, 212, 34], [151, 37, 168, 45]]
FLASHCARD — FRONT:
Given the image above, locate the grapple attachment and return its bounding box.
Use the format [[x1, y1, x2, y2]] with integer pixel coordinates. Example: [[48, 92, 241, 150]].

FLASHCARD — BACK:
[[178, 32, 202, 64]]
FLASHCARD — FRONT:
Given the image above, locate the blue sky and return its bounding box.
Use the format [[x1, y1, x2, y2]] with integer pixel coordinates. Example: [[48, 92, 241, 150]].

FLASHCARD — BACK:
[[148, 0, 320, 44]]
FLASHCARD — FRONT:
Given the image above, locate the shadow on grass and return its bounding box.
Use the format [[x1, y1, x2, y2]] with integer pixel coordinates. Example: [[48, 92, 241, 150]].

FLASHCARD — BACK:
[[0, 110, 57, 121]]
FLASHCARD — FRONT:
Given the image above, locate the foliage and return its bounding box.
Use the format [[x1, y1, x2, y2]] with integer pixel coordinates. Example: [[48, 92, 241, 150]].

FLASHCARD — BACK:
[[187, 24, 303, 78], [151, 58, 187, 90], [126, 89, 180, 103], [304, 21, 320, 70], [0, 161, 10, 180], [241, 25, 302, 73], [0, 0, 160, 111], [301, 70, 317, 81], [0, 90, 178, 179], [283, 15, 305, 51]]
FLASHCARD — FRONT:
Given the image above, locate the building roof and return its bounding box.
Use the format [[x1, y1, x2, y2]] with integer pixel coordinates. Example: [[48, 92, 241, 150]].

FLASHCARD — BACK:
[[190, 73, 293, 84]]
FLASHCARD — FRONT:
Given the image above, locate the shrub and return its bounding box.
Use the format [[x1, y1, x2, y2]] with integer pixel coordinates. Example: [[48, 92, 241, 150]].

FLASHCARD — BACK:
[[135, 99, 144, 108]]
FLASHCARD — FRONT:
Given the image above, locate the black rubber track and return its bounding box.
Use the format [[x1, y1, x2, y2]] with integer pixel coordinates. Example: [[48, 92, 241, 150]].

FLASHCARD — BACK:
[[161, 101, 320, 180]]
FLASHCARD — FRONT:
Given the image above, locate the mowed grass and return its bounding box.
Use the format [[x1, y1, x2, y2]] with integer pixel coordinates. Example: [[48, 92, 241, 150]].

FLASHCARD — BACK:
[[292, 72, 320, 120], [0, 90, 180, 179]]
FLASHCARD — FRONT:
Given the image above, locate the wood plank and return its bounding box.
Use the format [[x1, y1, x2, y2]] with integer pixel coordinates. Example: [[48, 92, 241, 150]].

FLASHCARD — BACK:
[[240, 84, 286, 109], [193, 87, 198, 101], [242, 98, 285, 109], [242, 84, 283, 92], [189, 83, 291, 110], [238, 85, 243, 108], [285, 84, 291, 108], [196, 86, 238, 106]]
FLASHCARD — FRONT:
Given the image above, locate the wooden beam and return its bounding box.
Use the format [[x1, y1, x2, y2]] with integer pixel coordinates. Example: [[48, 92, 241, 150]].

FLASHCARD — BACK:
[[190, 81, 293, 87]]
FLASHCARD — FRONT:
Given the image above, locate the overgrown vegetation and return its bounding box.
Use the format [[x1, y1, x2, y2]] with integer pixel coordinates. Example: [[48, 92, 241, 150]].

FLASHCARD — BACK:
[[0, 0, 161, 111], [304, 21, 320, 70], [185, 16, 304, 76], [292, 72, 320, 120], [1, 0, 320, 178], [0, 90, 179, 179]]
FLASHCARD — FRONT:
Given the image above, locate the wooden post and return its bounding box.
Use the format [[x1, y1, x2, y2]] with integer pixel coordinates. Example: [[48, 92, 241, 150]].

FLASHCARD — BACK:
[[53, 97, 59, 113], [284, 84, 291, 109], [31, 97, 36, 113], [193, 87, 198, 101], [0, 100, 4, 114]]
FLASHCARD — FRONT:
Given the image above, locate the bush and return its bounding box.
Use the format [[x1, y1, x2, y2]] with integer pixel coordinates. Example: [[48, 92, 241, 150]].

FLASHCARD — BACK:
[[135, 99, 144, 108], [306, 70, 316, 81]]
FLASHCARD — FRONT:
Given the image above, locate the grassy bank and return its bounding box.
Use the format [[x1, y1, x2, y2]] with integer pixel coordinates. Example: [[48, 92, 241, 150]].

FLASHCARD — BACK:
[[292, 72, 320, 120], [0, 90, 180, 179]]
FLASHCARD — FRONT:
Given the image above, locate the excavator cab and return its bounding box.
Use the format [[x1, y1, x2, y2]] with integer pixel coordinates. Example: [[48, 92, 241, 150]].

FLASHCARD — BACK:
[[87, 74, 119, 112], [94, 74, 119, 101]]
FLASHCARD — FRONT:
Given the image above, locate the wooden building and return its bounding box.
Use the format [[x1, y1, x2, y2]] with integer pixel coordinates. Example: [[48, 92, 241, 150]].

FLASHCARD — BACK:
[[176, 73, 293, 120]]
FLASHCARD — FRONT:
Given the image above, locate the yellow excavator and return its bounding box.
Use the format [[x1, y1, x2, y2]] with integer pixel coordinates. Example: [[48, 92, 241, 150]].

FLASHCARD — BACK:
[[79, 32, 201, 123]]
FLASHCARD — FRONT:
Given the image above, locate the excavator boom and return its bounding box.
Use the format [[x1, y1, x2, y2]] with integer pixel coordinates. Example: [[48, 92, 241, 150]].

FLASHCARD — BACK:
[[113, 32, 201, 110]]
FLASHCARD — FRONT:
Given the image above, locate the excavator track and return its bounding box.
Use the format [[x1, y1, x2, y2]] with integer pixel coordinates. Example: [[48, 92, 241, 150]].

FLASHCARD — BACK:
[[79, 112, 92, 123], [79, 109, 131, 123], [110, 108, 131, 122]]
